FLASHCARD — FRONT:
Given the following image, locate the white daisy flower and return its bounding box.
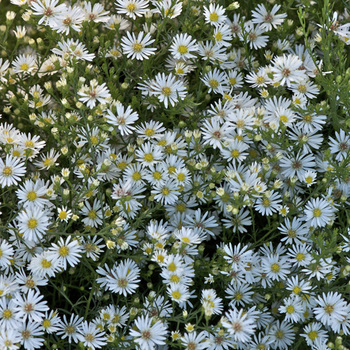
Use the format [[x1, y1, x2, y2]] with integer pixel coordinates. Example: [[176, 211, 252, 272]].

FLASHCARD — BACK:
[[303, 197, 336, 228], [115, 0, 149, 19], [0, 240, 14, 269], [151, 178, 180, 205], [30, 0, 66, 26], [82, 1, 110, 23], [106, 104, 139, 136], [151, 72, 187, 108], [48, 236, 82, 270], [314, 292, 348, 327], [29, 252, 62, 278], [78, 80, 111, 109], [251, 4, 287, 31], [107, 259, 140, 296], [221, 308, 256, 343], [203, 4, 227, 27], [271, 54, 306, 87], [0, 154, 26, 187], [130, 314, 168, 350], [80, 199, 103, 228], [77, 321, 107, 350], [0, 298, 21, 331], [16, 179, 49, 210], [16, 207, 50, 242], [18, 322, 45, 350], [121, 31, 156, 60], [56, 314, 84, 344], [14, 289, 49, 323], [0, 329, 21, 349], [181, 331, 208, 350], [51, 5, 85, 35], [52, 39, 95, 61], [170, 33, 198, 60]]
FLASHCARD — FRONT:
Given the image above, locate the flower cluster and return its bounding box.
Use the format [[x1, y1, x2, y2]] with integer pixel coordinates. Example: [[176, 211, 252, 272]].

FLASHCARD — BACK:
[[1, 0, 350, 349]]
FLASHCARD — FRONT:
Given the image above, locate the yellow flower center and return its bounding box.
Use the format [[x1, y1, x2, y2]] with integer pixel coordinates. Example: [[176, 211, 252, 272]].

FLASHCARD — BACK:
[[20, 63, 29, 71], [298, 85, 307, 93], [209, 79, 219, 88], [153, 171, 162, 180], [42, 319, 51, 328], [292, 286, 301, 294], [286, 305, 294, 313], [312, 208, 322, 217], [2, 166, 12, 176], [178, 45, 188, 54], [3, 309, 12, 319], [280, 115, 288, 123], [88, 210, 97, 219], [161, 87, 172, 96], [308, 330, 318, 341], [271, 263, 280, 272], [27, 191, 37, 201], [296, 253, 305, 261], [90, 136, 98, 145], [28, 218, 38, 229], [132, 172, 141, 181], [215, 32, 223, 41], [181, 237, 190, 243], [172, 291, 181, 299], [59, 211, 67, 219], [126, 3, 136, 12], [144, 128, 155, 137], [324, 304, 334, 314], [58, 246, 69, 257], [209, 12, 219, 21], [231, 150, 240, 158], [144, 153, 154, 162], [170, 275, 180, 283], [168, 262, 177, 271], [177, 173, 185, 181], [41, 258, 52, 268], [133, 43, 143, 52]]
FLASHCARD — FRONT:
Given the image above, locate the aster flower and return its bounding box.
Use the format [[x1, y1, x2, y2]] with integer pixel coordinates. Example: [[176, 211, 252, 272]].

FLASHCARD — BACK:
[[107, 259, 140, 296], [271, 54, 306, 87], [251, 4, 287, 31], [48, 236, 82, 270], [56, 314, 84, 344], [170, 33, 198, 60], [106, 103, 139, 136], [121, 31, 156, 60], [14, 289, 49, 323], [221, 308, 256, 343], [203, 4, 227, 27], [242, 22, 269, 50], [18, 322, 45, 350], [314, 292, 348, 327], [78, 80, 111, 109], [77, 321, 107, 350], [151, 72, 187, 108], [329, 129, 350, 161], [0, 329, 21, 349], [303, 197, 336, 228], [16, 179, 49, 210], [16, 207, 50, 242], [181, 331, 208, 350], [51, 5, 85, 35], [30, 0, 66, 26], [115, 0, 149, 19], [52, 39, 95, 61], [82, 1, 110, 23], [130, 314, 168, 350]]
